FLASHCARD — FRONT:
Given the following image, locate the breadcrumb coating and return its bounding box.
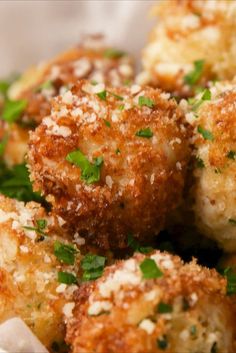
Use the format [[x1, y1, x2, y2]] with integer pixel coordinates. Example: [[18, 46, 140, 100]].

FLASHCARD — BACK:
[[182, 79, 236, 251], [66, 250, 235, 353], [28, 80, 190, 249], [2, 36, 134, 166], [138, 0, 236, 97], [0, 195, 80, 350]]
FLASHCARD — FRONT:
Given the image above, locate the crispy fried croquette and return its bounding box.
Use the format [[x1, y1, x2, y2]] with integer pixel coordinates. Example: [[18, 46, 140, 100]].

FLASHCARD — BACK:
[[0, 195, 81, 350], [182, 80, 236, 251], [138, 0, 236, 97], [2, 36, 134, 166], [28, 80, 190, 249], [66, 250, 235, 353]]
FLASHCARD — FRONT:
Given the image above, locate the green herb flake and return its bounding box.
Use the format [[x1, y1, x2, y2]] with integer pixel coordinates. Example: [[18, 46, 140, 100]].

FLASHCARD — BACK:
[[135, 128, 153, 139], [36, 80, 53, 92], [157, 302, 172, 314], [81, 254, 106, 281], [139, 258, 163, 279], [138, 96, 155, 108], [108, 92, 124, 101], [0, 135, 8, 157], [184, 59, 205, 86], [196, 156, 205, 169], [24, 219, 47, 237], [223, 267, 236, 295], [103, 119, 111, 128], [189, 89, 211, 111], [227, 150, 236, 160], [229, 218, 236, 225], [54, 241, 78, 265], [182, 297, 190, 311], [2, 99, 28, 123], [128, 234, 153, 254], [0, 81, 10, 96], [57, 271, 77, 285], [197, 125, 214, 141], [0, 162, 44, 203], [190, 325, 197, 336], [103, 48, 126, 59], [96, 90, 107, 101], [66, 149, 103, 184], [157, 335, 168, 350], [118, 104, 125, 111], [115, 148, 121, 155], [211, 342, 218, 353]]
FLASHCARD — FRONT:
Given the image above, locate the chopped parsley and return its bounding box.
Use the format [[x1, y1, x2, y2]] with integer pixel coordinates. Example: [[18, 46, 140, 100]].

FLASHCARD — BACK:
[[103, 48, 126, 59], [0, 162, 44, 203], [115, 148, 121, 155], [157, 302, 172, 314], [57, 271, 77, 285], [0, 81, 10, 96], [118, 104, 125, 111], [196, 156, 205, 169], [108, 92, 124, 101], [103, 119, 111, 127], [227, 150, 236, 160], [182, 297, 190, 311], [128, 234, 153, 254], [36, 80, 54, 92], [223, 267, 236, 295], [228, 218, 236, 225], [0, 134, 8, 156], [96, 90, 107, 101], [184, 59, 205, 86], [197, 125, 214, 141], [54, 241, 78, 265], [2, 99, 27, 123], [135, 128, 153, 139], [138, 96, 155, 108], [157, 336, 168, 350], [81, 253, 106, 281], [139, 258, 163, 279], [66, 149, 103, 184], [211, 342, 218, 353], [190, 325, 197, 336], [24, 219, 47, 237], [188, 88, 211, 111]]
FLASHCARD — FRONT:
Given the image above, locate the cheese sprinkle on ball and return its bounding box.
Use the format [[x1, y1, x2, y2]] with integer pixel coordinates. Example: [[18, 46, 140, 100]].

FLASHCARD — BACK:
[[28, 80, 190, 249], [66, 250, 235, 353]]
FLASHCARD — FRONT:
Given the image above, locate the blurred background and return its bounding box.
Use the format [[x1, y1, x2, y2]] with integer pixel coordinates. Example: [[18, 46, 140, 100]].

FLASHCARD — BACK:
[[0, 0, 156, 76]]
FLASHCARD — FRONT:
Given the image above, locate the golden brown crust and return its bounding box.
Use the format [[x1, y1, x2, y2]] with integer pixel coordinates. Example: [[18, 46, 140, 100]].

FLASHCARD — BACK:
[[0, 195, 81, 350], [139, 0, 236, 97], [66, 251, 235, 353], [28, 80, 190, 249]]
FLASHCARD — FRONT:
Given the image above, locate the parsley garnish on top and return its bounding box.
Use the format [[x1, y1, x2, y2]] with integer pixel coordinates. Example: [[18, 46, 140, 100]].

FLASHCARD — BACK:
[[0, 162, 44, 203], [139, 258, 163, 279], [103, 48, 126, 59], [0, 134, 8, 157], [24, 219, 47, 237], [188, 88, 211, 111], [138, 96, 155, 108], [96, 90, 107, 101], [197, 125, 214, 141], [128, 234, 153, 254], [196, 156, 205, 169], [2, 99, 27, 123], [223, 267, 236, 295], [135, 128, 153, 139], [227, 150, 236, 160], [81, 254, 106, 281], [66, 149, 103, 184], [184, 59, 205, 86], [58, 271, 77, 285], [157, 335, 168, 350], [36, 80, 54, 92], [54, 241, 78, 265], [157, 302, 173, 314]]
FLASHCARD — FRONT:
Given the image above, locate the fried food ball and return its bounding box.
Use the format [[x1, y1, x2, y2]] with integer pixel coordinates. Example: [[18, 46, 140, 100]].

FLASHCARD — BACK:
[[66, 250, 235, 353], [28, 80, 190, 249], [0, 195, 81, 351], [138, 0, 236, 98], [182, 79, 236, 251], [2, 36, 134, 166]]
